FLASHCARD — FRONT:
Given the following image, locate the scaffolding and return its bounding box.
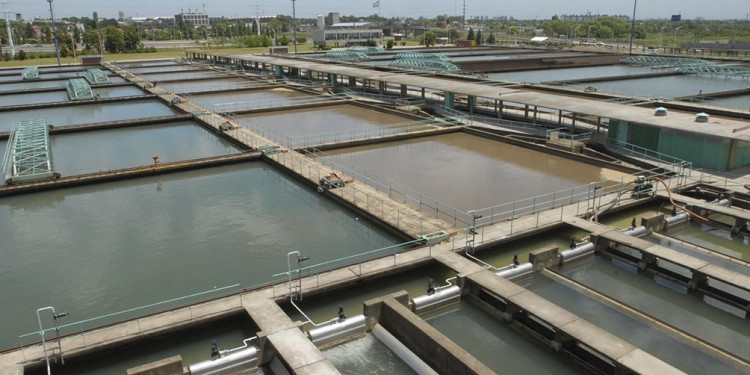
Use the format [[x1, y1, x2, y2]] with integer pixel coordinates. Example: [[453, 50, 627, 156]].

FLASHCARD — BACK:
[[66, 78, 94, 100], [389, 59, 461, 72], [620, 56, 708, 68], [83, 68, 111, 85], [324, 51, 369, 61], [675, 64, 750, 79], [347, 46, 386, 54], [2, 119, 57, 185], [21, 66, 40, 80], [622, 56, 750, 79], [395, 52, 450, 61]]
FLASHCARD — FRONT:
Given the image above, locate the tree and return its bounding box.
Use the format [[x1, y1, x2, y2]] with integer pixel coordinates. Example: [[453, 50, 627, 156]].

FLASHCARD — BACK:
[[487, 32, 496, 44], [424, 30, 437, 46], [82, 29, 102, 52], [467, 28, 475, 41], [104, 26, 124, 53], [476, 30, 483, 45], [386, 40, 394, 49], [122, 25, 140, 50], [277, 35, 290, 46]]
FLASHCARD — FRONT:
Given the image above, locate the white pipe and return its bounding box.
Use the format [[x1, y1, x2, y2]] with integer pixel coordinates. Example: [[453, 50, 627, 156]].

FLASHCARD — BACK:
[[412, 285, 461, 314], [622, 225, 647, 238], [36, 306, 55, 375], [494, 262, 533, 280], [560, 242, 595, 264], [308, 314, 366, 347], [665, 211, 690, 228], [372, 325, 439, 375]]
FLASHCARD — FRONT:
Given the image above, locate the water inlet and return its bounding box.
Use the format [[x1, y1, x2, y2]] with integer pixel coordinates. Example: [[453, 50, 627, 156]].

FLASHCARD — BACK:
[[412, 285, 461, 314]]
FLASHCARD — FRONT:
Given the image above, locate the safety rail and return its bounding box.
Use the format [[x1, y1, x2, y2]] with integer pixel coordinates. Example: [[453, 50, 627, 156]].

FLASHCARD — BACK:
[[285, 119, 446, 149], [163, 81, 277, 94], [389, 59, 461, 73], [466, 166, 687, 235], [606, 138, 693, 175], [324, 51, 369, 61], [545, 128, 593, 142], [182, 93, 348, 115], [296, 147, 469, 227], [272, 239, 424, 281]]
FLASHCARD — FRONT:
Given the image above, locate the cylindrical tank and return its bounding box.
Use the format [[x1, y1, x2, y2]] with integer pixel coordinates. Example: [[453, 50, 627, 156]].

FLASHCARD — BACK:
[[308, 314, 366, 347], [560, 242, 595, 264], [317, 14, 325, 30], [188, 346, 258, 375], [714, 198, 730, 207], [665, 211, 690, 228], [372, 324, 439, 375], [411, 285, 460, 314], [494, 262, 533, 280], [622, 226, 647, 238]]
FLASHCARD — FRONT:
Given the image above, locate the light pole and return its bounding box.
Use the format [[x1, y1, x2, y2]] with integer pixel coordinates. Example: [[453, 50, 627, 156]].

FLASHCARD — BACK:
[[291, 0, 297, 54], [673, 26, 682, 48], [574, 25, 581, 39], [47, 0, 61, 66], [587, 25, 593, 41], [628, 0, 637, 55], [659, 26, 667, 48]]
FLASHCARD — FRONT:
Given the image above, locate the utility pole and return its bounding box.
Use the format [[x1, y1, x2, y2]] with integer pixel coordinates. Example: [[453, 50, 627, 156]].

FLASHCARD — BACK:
[[291, 0, 297, 53], [2, 0, 14, 58], [628, 0, 637, 55], [462, 0, 466, 30], [47, 0, 61, 66]]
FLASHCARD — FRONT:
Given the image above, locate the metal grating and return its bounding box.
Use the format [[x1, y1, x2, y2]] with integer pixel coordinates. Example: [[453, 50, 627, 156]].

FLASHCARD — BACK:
[[324, 51, 369, 61], [66, 78, 94, 100], [2, 119, 56, 184], [21, 66, 40, 80], [389, 59, 461, 72], [395, 52, 450, 61], [84, 68, 111, 85]]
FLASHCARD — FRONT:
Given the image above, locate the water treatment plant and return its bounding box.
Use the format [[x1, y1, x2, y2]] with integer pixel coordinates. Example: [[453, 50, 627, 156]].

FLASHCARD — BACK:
[[0, 45, 749, 375]]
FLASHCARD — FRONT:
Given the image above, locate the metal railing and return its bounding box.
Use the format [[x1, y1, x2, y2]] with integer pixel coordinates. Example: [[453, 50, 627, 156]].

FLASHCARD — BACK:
[[163, 81, 276, 94], [285, 119, 446, 149], [606, 138, 693, 175], [182, 93, 348, 115]]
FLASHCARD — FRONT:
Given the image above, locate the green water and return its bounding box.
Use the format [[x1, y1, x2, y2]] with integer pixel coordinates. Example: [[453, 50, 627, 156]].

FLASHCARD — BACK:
[[0, 99, 179, 132], [0, 163, 400, 351], [49, 122, 239, 176]]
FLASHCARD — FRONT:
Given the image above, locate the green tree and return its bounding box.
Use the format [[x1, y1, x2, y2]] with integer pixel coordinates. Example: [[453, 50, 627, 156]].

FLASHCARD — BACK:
[[277, 35, 290, 46], [122, 25, 140, 50], [487, 32, 496, 44], [82, 29, 102, 52], [104, 26, 124, 53], [424, 30, 437, 46], [476, 30, 483, 44], [467, 27, 475, 41]]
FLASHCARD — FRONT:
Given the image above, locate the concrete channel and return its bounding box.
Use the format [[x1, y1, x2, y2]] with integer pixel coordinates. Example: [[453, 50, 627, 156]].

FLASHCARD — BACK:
[[1, 49, 749, 375]]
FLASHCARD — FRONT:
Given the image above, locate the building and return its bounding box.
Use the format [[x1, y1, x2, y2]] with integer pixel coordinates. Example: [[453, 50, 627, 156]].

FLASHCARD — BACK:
[[175, 9, 209, 29], [325, 12, 340, 27], [313, 22, 383, 47], [556, 13, 630, 22]]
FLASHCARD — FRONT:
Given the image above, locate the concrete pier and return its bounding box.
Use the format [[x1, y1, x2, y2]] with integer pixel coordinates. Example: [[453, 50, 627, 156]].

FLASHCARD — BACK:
[[0, 95, 156, 112], [0, 152, 262, 197], [243, 297, 340, 374], [565, 217, 749, 307]]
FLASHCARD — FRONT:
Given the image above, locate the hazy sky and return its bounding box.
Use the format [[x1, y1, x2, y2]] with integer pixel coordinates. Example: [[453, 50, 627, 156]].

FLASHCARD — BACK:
[[7, 0, 749, 21]]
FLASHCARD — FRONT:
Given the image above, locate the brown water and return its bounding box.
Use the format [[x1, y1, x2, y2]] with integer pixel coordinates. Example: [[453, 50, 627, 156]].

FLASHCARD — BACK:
[[238, 104, 415, 143], [194, 88, 308, 112], [318, 133, 620, 211]]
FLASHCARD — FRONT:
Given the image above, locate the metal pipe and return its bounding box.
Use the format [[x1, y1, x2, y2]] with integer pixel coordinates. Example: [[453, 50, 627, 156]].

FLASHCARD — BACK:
[[36, 307, 55, 375], [560, 242, 595, 264], [494, 262, 533, 280], [372, 325, 439, 375], [47, 0, 61, 66], [622, 225, 647, 238]]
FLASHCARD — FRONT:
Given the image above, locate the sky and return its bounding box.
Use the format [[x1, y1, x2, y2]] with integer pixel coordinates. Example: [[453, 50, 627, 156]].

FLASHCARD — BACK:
[[5, 0, 749, 21]]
